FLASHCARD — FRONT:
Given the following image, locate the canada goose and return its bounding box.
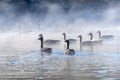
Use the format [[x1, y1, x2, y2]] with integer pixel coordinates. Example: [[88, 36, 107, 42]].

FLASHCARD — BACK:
[[78, 34, 92, 45], [78, 35, 94, 51], [97, 31, 114, 39], [89, 32, 103, 44], [39, 34, 60, 44], [62, 33, 77, 43], [64, 40, 75, 55], [38, 34, 52, 53], [78, 33, 102, 46]]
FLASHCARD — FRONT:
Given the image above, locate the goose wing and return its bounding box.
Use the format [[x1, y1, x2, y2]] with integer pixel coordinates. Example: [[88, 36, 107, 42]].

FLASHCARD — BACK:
[[44, 39, 60, 44], [41, 47, 52, 53], [65, 49, 75, 55], [101, 35, 114, 39]]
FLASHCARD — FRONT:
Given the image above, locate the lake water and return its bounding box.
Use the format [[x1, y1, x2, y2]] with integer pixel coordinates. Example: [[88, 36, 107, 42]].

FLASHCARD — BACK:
[[0, 33, 120, 80]]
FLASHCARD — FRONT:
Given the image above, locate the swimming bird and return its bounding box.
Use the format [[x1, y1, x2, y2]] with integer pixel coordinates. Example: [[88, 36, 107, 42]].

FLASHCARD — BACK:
[[89, 32, 103, 44], [64, 40, 75, 55], [39, 34, 60, 44], [97, 31, 114, 39], [78, 33, 102, 46], [78, 34, 92, 46], [62, 33, 77, 43], [38, 34, 52, 53]]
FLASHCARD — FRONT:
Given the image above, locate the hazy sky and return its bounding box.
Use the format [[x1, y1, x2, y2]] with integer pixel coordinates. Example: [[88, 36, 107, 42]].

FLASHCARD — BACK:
[[0, 0, 119, 32]]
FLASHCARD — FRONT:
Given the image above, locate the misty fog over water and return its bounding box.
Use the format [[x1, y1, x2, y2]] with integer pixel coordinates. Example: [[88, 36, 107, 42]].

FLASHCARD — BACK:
[[0, 0, 120, 52], [0, 0, 120, 80], [0, 0, 120, 33]]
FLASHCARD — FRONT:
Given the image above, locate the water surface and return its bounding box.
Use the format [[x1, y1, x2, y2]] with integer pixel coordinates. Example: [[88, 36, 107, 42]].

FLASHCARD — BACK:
[[0, 33, 120, 80]]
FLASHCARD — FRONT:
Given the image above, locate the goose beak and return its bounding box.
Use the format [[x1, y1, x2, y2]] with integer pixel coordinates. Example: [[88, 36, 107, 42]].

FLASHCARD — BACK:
[[64, 40, 68, 42], [38, 38, 41, 40], [64, 40, 66, 42], [78, 35, 81, 38], [62, 33, 65, 35], [78, 36, 80, 38]]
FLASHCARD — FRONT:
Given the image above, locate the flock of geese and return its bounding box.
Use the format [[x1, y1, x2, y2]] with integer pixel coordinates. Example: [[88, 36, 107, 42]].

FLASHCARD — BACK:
[[38, 31, 114, 55]]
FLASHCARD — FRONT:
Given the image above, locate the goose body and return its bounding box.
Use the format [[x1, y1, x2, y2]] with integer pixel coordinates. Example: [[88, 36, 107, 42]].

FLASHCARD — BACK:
[[97, 31, 114, 39], [44, 39, 60, 44], [64, 40, 75, 55], [101, 35, 114, 39], [64, 49, 75, 55], [91, 39, 103, 44], [41, 47, 52, 53], [62, 33, 77, 43], [38, 34, 52, 53], [82, 41, 93, 45]]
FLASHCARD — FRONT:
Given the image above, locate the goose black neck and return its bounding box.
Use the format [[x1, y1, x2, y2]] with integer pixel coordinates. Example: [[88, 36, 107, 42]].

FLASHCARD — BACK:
[[98, 31, 101, 39], [90, 33, 93, 40], [66, 41, 69, 49], [40, 36, 44, 48], [63, 33, 66, 40], [79, 36, 82, 44]]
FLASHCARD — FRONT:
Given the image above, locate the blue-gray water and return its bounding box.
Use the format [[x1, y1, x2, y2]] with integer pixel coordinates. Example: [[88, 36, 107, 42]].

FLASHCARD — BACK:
[[0, 33, 120, 80]]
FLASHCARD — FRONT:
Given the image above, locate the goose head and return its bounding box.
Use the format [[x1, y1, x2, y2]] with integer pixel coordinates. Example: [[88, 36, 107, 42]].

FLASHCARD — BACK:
[[39, 34, 43, 37], [88, 33, 93, 40], [62, 33, 66, 40], [64, 39, 69, 43], [97, 31, 101, 39], [38, 34, 43, 40], [88, 33, 92, 36], [97, 31, 101, 34], [78, 35, 82, 38], [62, 33, 66, 35]]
